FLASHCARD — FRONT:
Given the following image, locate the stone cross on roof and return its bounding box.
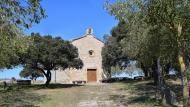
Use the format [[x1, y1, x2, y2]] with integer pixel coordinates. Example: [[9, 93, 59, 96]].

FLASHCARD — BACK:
[[86, 28, 93, 35]]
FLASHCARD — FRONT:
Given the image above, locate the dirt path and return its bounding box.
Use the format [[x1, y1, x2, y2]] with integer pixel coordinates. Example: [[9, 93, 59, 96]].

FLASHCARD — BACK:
[[35, 83, 129, 107]]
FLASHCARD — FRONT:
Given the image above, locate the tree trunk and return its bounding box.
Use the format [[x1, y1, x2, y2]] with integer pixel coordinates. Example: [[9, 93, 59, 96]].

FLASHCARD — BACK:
[[144, 70, 148, 78], [141, 62, 148, 78], [34, 67, 52, 87], [165, 63, 170, 75], [178, 54, 189, 107], [176, 23, 189, 107], [153, 59, 158, 85], [157, 57, 162, 87], [153, 70, 158, 85], [45, 70, 51, 87], [157, 57, 165, 104], [149, 68, 153, 78]]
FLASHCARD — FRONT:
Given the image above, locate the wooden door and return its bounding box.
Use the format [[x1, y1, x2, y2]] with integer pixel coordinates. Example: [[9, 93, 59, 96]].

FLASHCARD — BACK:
[[87, 69, 97, 82]]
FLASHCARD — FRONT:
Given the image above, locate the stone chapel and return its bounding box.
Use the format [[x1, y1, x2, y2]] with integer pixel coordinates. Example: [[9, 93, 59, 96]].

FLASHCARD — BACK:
[[51, 28, 108, 84]]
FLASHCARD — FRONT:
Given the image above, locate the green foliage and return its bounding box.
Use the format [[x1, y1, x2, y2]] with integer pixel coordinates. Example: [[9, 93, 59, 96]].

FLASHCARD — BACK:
[[21, 33, 83, 85], [0, 0, 46, 29], [105, 0, 190, 106], [20, 66, 43, 80], [102, 21, 128, 74], [0, 25, 31, 69], [0, 0, 46, 69], [111, 64, 124, 74], [105, 0, 190, 70]]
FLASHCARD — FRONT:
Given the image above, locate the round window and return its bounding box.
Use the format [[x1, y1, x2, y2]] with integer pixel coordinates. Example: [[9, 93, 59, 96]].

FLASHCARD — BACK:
[[89, 50, 94, 56]]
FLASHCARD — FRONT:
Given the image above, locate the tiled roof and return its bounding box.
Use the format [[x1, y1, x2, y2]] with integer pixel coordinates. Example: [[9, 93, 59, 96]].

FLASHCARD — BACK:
[[71, 35, 104, 43]]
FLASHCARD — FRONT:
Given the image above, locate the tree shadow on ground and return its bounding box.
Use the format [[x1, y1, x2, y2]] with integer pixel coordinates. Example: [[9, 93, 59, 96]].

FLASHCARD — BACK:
[[108, 80, 169, 107], [166, 82, 183, 103], [109, 93, 157, 106], [0, 83, 83, 107], [14, 83, 84, 90], [0, 89, 46, 107], [108, 80, 181, 107], [109, 94, 128, 106]]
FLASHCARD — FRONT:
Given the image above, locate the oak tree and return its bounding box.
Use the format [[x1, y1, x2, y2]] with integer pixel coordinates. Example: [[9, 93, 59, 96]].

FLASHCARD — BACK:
[[22, 33, 83, 86]]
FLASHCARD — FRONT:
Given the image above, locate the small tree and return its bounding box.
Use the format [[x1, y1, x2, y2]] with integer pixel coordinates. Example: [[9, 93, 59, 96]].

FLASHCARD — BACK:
[[102, 21, 128, 77], [0, 0, 46, 69], [19, 66, 43, 81], [22, 33, 83, 86]]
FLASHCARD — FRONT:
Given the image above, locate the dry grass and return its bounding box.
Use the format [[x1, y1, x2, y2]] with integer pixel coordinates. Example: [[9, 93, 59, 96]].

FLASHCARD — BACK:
[[0, 80, 181, 107], [34, 81, 164, 107]]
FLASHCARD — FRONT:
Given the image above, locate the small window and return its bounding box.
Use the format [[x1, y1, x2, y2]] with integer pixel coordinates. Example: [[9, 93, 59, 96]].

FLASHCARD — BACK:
[[89, 50, 94, 56]]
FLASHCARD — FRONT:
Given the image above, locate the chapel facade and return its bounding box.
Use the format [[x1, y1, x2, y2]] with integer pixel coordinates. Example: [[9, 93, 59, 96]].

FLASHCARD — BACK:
[[51, 28, 108, 84]]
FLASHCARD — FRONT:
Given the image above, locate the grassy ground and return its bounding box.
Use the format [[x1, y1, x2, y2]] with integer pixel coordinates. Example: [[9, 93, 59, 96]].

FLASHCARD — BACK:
[[0, 80, 182, 107]]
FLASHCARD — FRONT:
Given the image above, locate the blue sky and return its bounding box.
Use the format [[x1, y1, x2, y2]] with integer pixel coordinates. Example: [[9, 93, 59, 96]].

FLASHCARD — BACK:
[[0, 0, 118, 79], [27, 0, 118, 40]]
